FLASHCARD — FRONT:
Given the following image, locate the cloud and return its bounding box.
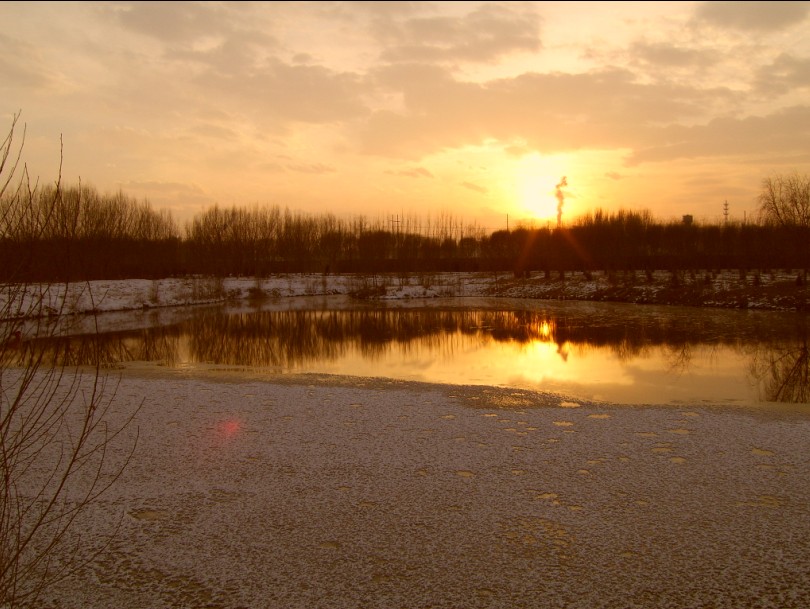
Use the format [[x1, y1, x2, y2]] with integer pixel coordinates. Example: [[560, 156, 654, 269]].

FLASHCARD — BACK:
[[42, 3, 370, 133], [694, 1, 810, 32], [121, 180, 206, 195], [0, 32, 63, 92], [117, 180, 214, 214], [188, 123, 239, 141], [357, 64, 737, 159], [194, 59, 370, 125], [604, 172, 623, 180], [754, 53, 810, 94], [386, 167, 434, 178], [167, 29, 276, 73], [373, 2, 541, 63], [630, 41, 720, 69], [106, 1, 255, 45], [285, 162, 336, 174], [461, 181, 488, 194], [503, 143, 532, 157], [627, 105, 810, 164], [292, 53, 315, 65]]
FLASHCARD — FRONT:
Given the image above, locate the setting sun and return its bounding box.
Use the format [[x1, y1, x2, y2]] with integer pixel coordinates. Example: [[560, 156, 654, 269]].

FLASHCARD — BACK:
[[513, 154, 576, 226]]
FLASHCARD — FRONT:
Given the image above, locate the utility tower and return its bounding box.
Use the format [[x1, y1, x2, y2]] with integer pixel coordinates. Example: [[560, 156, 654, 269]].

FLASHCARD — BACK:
[[723, 200, 729, 224]]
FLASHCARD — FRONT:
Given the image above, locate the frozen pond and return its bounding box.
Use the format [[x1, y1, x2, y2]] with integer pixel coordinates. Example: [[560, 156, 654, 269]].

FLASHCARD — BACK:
[[16, 296, 810, 406], [7, 296, 810, 608]]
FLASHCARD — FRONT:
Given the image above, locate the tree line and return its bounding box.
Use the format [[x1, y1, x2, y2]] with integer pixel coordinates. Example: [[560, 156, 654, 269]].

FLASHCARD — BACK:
[[3, 149, 810, 282], [3, 183, 810, 282]]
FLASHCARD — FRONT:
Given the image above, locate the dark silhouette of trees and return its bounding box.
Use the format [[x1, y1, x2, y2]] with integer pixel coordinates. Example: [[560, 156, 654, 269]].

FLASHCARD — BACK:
[[754, 172, 810, 277], [6, 193, 810, 281], [1, 180, 179, 281]]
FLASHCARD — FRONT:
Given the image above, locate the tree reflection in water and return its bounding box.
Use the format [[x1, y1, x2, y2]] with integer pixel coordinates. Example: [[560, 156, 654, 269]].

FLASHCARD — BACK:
[[5, 325, 183, 369], [749, 327, 810, 403], [7, 304, 810, 404]]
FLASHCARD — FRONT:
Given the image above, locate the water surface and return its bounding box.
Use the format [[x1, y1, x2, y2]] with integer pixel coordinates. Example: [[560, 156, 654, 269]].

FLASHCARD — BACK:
[[14, 296, 810, 406]]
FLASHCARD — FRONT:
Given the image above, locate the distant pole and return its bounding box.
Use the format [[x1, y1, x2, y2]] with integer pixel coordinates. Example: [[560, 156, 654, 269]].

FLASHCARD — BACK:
[[723, 200, 729, 224], [507, 214, 509, 232]]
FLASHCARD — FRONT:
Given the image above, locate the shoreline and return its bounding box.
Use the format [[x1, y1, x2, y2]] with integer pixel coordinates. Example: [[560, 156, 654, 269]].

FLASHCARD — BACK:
[[112, 360, 810, 419], [4, 269, 810, 325]]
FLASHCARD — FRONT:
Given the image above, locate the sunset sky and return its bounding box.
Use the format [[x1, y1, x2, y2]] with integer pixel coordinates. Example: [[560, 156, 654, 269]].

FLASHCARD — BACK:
[[3, 1, 810, 231]]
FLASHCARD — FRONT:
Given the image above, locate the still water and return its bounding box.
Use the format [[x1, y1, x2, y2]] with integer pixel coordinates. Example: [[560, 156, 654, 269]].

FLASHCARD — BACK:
[[16, 296, 810, 406]]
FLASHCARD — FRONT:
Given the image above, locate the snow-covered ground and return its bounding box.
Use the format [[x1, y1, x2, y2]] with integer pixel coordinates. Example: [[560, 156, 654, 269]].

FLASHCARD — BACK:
[[35, 372, 810, 609], [2, 269, 806, 325]]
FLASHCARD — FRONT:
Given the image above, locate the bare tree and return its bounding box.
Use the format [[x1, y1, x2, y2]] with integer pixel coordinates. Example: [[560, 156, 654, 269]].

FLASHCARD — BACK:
[[0, 112, 138, 608], [757, 171, 810, 227]]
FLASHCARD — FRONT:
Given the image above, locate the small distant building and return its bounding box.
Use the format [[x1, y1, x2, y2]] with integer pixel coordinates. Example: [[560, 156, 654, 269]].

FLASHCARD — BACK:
[[682, 214, 693, 226]]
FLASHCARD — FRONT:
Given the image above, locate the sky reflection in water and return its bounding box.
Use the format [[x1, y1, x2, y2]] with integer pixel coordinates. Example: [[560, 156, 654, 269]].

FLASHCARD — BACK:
[[325, 339, 754, 405]]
